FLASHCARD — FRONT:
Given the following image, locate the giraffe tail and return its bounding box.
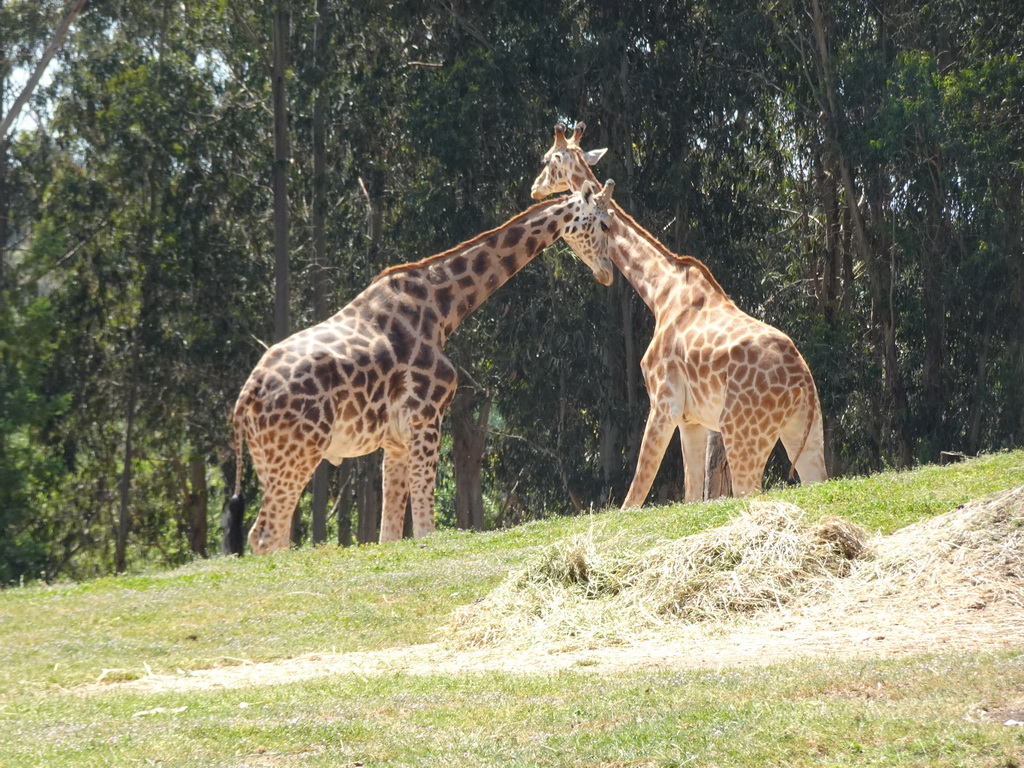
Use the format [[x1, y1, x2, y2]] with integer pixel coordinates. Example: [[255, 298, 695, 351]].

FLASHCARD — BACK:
[[788, 379, 819, 481], [228, 391, 248, 528]]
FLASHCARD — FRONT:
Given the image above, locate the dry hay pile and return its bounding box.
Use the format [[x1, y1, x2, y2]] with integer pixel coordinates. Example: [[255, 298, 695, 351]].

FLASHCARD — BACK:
[[444, 487, 1024, 652], [445, 501, 868, 649], [855, 485, 1024, 612]]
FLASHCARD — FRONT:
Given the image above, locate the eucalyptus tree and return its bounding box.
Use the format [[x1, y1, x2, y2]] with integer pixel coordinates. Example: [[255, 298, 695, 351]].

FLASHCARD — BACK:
[[12, 0, 274, 576], [760, 0, 1024, 470], [0, 0, 77, 582]]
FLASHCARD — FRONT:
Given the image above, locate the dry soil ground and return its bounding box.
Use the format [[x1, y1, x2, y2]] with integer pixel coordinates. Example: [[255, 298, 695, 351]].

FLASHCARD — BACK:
[[101, 487, 1024, 695]]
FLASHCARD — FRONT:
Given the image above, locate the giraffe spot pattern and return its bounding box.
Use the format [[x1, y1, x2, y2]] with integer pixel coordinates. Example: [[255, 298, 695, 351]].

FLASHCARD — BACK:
[[405, 281, 428, 301], [435, 286, 453, 317], [434, 358, 456, 383], [412, 343, 434, 370], [499, 253, 518, 276], [391, 325, 414, 363], [502, 226, 525, 248], [420, 308, 439, 338], [373, 340, 395, 375]]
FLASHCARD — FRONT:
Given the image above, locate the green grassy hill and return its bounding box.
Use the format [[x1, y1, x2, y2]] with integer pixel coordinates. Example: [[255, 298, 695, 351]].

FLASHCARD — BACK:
[[3, 451, 1023, 767]]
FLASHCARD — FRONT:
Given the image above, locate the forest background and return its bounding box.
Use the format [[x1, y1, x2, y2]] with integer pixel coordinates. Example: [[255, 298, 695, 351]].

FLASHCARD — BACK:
[[1, 0, 1022, 584]]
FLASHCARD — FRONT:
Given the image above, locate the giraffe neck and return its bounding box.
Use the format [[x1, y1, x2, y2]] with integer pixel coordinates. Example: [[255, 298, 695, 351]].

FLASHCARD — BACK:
[[373, 198, 569, 343], [558, 153, 729, 319], [607, 202, 729, 322], [557, 152, 714, 314]]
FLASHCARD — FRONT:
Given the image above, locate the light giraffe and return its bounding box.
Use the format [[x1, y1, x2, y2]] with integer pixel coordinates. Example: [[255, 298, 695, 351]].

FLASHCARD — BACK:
[[531, 123, 826, 505], [231, 180, 616, 552]]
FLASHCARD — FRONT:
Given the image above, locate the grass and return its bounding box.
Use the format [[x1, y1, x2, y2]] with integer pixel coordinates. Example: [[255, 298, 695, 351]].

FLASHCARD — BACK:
[[2, 449, 1023, 766], [5, 655, 1024, 766]]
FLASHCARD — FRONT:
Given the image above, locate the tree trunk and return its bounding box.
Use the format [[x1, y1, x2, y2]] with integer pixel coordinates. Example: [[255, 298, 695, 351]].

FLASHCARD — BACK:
[[307, 0, 332, 545], [356, 453, 381, 544], [1010, 191, 1024, 444], [272, 4, 290, 344], [452, 387, 490, 531], [335, 460, 353, 546], [810, 129, 844, 322], [0, 4, 9, 307], [270, 5, 299, 543], [806, 0, 912, 466], [187, 455, 208, 557], [598, 276, 624, 498], [703, 431, 732, 500], [0, 112, 7, 307], [221, 496, 245, 556], [0, 0, 88, 149], [966, 328, 991, 454], [920, 151, 953, 454], [308, 463, 327, 544], [115, 336, 140, 573]]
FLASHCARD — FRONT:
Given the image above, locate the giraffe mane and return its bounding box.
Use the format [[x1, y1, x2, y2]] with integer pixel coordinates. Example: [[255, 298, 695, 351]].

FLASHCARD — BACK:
[[372, 195, 573, 283], [609, 200, 729, 297]]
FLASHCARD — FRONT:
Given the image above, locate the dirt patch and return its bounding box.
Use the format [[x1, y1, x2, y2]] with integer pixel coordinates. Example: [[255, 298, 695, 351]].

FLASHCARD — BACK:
[[88, 603, 1024, 694], [972, 701, 1024, 726], [86, 487, 1024, 694]]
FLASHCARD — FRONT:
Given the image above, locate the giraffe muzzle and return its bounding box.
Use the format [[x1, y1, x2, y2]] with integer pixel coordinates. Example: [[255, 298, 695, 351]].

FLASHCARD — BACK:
[[594, 267, 614, 286]]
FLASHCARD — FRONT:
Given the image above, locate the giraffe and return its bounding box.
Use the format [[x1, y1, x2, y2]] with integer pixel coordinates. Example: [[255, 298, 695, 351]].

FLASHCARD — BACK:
[[231, 180, 616, 553], [531, 122, 826, 506]]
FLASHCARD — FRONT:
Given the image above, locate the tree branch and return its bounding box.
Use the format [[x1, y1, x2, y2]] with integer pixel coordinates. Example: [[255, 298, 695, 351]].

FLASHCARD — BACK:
[[0, 0, 88, 150]]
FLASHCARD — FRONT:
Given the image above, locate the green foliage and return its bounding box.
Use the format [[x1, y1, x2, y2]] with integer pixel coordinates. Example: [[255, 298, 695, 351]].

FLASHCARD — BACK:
[[0, 294, 69, 583], [1, 0, 1022, 573]]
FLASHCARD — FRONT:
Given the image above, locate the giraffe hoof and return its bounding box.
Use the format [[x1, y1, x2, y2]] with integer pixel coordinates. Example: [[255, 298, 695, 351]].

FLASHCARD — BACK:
[[248, 525, 276, 555]]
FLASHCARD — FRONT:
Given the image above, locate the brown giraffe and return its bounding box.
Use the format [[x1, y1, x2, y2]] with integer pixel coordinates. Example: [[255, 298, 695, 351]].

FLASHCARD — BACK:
[[531, 122, 826, 505], [231, 181, 615, 552]]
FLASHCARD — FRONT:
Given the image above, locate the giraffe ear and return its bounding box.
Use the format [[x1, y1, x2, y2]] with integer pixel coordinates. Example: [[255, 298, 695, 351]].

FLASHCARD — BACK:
[[584, 148, 608, 166], [579, 178, 598, 203]]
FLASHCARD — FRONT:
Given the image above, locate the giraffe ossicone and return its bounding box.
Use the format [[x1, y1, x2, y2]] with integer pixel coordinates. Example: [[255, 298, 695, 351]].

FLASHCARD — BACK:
[[531, 121, 827, 506], [231, 183, 615, 553]]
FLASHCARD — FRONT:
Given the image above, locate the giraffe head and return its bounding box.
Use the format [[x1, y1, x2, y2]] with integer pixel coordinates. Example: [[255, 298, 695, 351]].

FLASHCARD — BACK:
[[530, 121, 607, 199], [561, 178, 616, 286]]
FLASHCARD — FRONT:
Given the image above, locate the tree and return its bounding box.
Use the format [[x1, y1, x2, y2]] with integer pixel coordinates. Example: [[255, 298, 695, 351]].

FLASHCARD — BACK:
[[2, 0, 1022, 578]]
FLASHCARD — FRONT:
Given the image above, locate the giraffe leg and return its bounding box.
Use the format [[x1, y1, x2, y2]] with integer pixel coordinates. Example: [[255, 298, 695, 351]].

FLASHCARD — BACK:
[[622, 406, 677, 509], [380, 449, 410, 544], [719, 421, 777, 498], [248, 463, 320, 554], [678, 423, 709, 503], [245, 426, 326, 553], [407, 425, 442, 538]]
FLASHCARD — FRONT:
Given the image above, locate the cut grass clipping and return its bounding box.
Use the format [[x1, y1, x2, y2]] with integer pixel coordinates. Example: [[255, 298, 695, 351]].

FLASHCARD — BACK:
[[445, 486, 1024, 651]]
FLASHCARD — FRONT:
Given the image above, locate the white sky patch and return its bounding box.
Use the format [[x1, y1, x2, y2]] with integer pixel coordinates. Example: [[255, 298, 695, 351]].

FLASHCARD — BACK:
[[4, 62, 57, 137]]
